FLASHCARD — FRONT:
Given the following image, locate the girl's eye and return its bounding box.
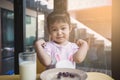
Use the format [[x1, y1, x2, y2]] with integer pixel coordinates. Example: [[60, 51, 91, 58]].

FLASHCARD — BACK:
[[52, 29, 57, 31], [61, 27, 66, 30]]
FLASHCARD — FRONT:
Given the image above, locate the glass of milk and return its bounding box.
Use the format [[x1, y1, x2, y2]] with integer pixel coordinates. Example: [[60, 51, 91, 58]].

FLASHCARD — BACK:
[[19, 52, 36, 80]]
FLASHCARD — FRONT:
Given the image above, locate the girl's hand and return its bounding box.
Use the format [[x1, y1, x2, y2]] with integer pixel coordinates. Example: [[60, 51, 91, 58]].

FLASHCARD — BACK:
[[35, 39, 46, 48], [76, 39, 88, 48]]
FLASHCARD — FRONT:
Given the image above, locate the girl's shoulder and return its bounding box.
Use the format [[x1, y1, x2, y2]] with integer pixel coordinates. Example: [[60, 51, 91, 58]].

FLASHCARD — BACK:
[[68, 42, 78, 46], [45, 41, 57, 48], [45, 41, 54, 46], [68, 42, 79, 49]]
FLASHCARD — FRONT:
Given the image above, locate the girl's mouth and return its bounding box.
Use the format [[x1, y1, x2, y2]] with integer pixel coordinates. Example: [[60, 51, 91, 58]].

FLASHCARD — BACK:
[[57, 37, 63, 39]]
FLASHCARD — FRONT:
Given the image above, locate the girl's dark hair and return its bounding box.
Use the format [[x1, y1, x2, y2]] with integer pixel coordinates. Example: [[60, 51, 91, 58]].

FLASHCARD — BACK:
[[47, 11, 71, 29]]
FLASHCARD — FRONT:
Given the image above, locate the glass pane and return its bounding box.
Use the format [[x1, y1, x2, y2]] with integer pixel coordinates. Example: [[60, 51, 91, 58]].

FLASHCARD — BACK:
[[38, 14, 44, 38], [25, 15, 36, 46], [1, 9, 14, 47], [24, 14, 45, 51], [1, 9, 14, 75]]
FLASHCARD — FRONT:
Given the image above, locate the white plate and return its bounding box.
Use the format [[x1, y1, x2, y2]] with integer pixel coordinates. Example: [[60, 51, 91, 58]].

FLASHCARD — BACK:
[[40, 68, 87, 80]]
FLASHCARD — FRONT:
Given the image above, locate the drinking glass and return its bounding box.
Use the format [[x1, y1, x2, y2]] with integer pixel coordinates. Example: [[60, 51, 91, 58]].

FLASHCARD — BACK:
[[19, 52, 36, 80]]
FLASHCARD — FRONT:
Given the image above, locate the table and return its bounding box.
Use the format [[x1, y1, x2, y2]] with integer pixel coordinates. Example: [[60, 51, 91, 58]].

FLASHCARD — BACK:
[[0, 72, 114, 80], [0, 74, 40, 80]]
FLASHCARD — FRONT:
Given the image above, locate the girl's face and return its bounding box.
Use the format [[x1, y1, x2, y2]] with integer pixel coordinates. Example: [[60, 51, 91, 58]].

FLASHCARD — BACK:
[[49, 22, 71, 44]]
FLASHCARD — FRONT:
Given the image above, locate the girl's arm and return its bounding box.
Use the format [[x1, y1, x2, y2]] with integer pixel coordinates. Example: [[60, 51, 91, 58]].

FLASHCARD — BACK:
[[73, 39, 89, 63], [34, 39, 51, 66]]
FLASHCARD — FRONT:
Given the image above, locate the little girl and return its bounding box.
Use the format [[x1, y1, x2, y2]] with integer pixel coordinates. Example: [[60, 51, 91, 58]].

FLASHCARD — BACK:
[[34, 11, 89, 69]]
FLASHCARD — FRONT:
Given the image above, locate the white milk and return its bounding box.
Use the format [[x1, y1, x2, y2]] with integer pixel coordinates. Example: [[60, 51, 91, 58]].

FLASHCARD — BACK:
[[19, 61, 36, 80]]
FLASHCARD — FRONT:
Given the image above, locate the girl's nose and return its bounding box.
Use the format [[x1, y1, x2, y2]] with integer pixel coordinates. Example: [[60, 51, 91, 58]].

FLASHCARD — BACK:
[[57, 30, 62, 35]]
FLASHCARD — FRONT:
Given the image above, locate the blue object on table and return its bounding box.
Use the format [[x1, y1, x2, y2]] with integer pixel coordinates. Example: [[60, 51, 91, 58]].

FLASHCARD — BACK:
[[6, 70, 14, 75]]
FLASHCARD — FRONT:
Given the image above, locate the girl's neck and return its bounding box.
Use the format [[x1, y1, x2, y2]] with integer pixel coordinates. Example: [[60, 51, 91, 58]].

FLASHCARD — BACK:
[[53, 40, 69, 46]]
